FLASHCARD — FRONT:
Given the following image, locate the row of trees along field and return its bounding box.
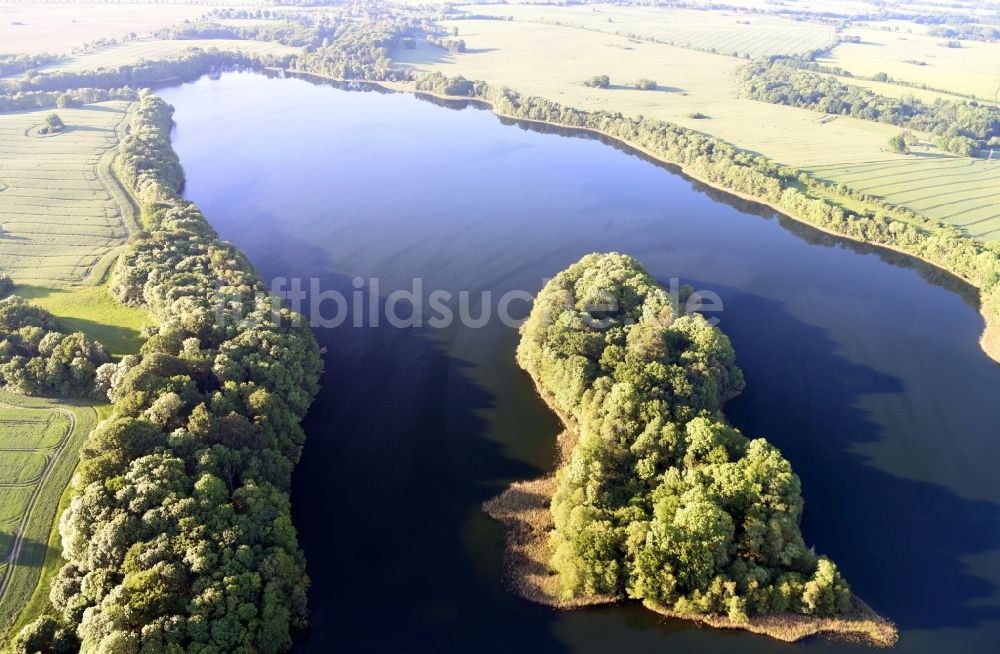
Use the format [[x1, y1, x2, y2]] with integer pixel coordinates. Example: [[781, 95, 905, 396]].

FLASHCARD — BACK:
[[518, 253, 851, 619], [738, 58, 1000, 155], [411, 71, 1000, 350], [12, 91, 323, 653]]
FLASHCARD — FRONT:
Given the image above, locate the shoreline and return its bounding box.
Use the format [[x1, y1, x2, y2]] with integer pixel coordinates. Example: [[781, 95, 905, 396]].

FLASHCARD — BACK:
[[483, 372, 899, 647], [276, 68, 1000, 366]]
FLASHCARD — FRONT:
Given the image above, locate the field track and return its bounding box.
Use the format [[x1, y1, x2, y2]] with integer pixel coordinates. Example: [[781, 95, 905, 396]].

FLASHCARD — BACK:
[[0, 404, 74, 602]]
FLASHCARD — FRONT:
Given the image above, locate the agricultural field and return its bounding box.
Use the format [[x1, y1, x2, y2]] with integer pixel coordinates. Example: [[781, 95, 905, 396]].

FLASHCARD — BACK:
[[818, 25, 1000, 101], [456, 3, 838, 58], [0, 393, 97, 639], [36, 38, 299, 75], [0, 2, 209, 55], [0, 101, 134, 286], [806, 156, 1000, 240], [393, 20, 911, 173]]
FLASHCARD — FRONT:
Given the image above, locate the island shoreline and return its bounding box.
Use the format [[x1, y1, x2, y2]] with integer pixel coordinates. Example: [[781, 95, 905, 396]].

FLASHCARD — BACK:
[[483, 367, 899, 648]]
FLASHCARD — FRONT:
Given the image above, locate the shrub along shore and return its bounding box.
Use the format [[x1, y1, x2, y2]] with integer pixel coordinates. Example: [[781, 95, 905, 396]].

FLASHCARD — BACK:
[[485, 253, 898, 647]]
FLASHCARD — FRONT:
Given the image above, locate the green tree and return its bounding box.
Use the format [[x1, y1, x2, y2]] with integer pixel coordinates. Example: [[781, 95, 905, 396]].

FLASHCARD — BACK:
[[887, 132, 910, 154]]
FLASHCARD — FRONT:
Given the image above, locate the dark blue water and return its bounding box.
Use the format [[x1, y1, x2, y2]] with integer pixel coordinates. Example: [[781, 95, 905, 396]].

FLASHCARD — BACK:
[[160, 72, 1000, 653]]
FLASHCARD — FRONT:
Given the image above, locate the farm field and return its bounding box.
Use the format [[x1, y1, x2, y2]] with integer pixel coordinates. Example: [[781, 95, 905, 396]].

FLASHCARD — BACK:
[[37, 38, 300, 75], [0, 2, 209, 55], [394, 15, 1000, 241], [806, 156, 1000, 240], [818, 26, 1000, 101], [0, 101, 133, 285], [457, 3, 838, 58], [815, 72, 996, 106], [0, 393, 97, 639]]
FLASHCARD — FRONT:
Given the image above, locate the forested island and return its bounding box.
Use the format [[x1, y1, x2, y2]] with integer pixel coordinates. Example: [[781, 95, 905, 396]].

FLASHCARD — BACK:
[[486, 253, 897, 646]]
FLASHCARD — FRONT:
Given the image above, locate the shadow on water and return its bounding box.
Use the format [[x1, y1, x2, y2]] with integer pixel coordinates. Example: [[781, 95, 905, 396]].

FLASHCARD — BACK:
[[230, 214, 572, 653], [703, 282, 1000, 631]]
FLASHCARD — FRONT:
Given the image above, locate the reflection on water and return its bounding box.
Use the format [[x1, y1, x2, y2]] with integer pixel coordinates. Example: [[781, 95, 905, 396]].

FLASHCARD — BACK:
[[161, 71, 1000, 654]]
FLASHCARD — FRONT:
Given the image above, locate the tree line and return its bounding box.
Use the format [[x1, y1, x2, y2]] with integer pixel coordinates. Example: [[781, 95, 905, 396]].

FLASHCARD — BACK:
[[518, 253, 852, 620], [15, 91, 323, 653], [738, 58, 1000, 154]]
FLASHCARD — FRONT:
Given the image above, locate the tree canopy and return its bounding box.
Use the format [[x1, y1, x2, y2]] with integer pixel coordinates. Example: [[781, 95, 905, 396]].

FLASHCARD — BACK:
[[518, 253, 852, 620]]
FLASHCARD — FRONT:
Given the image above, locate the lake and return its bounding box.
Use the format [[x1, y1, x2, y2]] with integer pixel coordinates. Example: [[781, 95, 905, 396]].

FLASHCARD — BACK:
[[160, 72, 1000, 653]]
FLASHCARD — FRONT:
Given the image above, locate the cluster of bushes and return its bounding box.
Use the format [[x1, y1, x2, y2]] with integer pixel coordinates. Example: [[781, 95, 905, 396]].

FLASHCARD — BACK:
[[584, 74, 611, 89], [427, 36, 466, 53], [155, 19, 327, 48], [738, 59, 999, 153], [519, 253, 852, 620], [928, 24, 1000, 42], [0, 52, 60, 77], [413, 71, 481, 97], [0, 87, 136, 113], [10, 48, 293, 94], [0, 296, 109, 398], [409, 70, 1000, 348], [38, 112, 65, 134], [17, 91, 323, 652], [291, 13, 418, 81]]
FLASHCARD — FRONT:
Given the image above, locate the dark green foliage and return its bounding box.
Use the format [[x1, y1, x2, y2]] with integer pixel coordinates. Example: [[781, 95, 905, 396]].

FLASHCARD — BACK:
[[519, 253, 852, 618], [0, 296, 109, 397], [50, 92, 323, 652], [13, 615, 78, 654], [0, 273, 13, 298], [0, 52, 59, 76], [585, 74, 611, 89], [39, 112, 64, 134], [887, 132, 909, 154], [739, 58, 999, 151]]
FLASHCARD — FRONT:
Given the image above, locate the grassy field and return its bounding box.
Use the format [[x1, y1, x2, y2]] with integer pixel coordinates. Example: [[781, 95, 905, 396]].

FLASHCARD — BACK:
[[0, 101, 133, 285], [818, 25, 1000, 101], [0, 2, 209, 55], [394, 14, 999, 241], [458, 3, 838, 58], [0, 393, 98, 640], [36, 38, 299, 75], [806, 156, 1000, 240], [14, 283, 152, 358]]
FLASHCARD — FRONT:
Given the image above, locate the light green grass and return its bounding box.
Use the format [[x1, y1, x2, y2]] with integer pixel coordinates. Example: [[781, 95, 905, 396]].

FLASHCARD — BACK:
[[0, 101, 133, 285], [14, 283, 152, 358], [0, 410, 68, 451], [0, 453, 47, 487], [818, 24, 1000, 101], [0, 393, 97, 642], [38, 38, 298, 74], [457, 3, 838, 58], [0, 3, 210, 56], [806, 156, 1000, 240]]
